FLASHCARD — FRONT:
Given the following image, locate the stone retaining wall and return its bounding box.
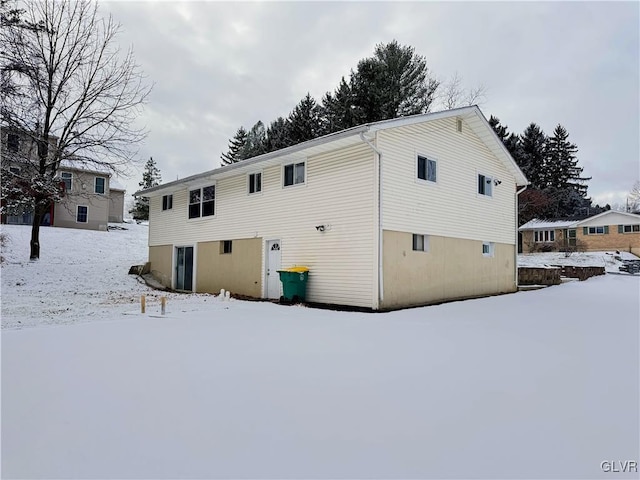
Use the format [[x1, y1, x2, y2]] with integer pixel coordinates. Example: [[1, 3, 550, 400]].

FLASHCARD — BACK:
[[518, 267, 561, 286], [558, 265, 606, 281]]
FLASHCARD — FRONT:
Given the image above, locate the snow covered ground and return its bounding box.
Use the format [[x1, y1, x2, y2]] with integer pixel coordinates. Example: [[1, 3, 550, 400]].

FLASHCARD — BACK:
[[2, 224, 639, 478], [518, 250, 639, 273]]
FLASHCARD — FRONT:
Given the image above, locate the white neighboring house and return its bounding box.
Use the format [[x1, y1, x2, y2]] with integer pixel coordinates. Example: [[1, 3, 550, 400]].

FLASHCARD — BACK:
[[136, 106, 528, 310]]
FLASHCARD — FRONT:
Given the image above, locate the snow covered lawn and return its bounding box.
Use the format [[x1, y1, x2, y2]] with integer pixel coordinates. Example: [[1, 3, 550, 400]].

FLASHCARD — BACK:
[[518, 250, 639, 273], [2, 225, 639, 478]]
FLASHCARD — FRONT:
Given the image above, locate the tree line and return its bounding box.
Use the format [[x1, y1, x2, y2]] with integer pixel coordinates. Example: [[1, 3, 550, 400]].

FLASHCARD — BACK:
[[221, 40, 483, 165], [488, 117, 610, 223]]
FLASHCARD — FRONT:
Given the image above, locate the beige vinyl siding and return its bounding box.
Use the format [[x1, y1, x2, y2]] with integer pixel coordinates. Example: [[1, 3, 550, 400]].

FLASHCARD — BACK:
[[148, 143, 376, 308], [54, 170, 109, 231], [378, 117, 517, 245]]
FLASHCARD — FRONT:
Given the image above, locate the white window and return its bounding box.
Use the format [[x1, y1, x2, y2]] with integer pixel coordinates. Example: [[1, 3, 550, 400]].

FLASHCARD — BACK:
[[417, 155, 437, 183], [482, 241, 494, 257], [162, 194, 173, 211], [283, 162, 305, 187], [534, 230, 555, 243], [221, 240, 232, 254], [95, 177, 106, 194], [189, 185, 215, 219], [76, 205, 88, 223], [586, 226, 606, 235], [249, 172, 262, 194], [61, 172, 72, 191], [412, 234, 429, 252], [620, 224, 640, 233], [478, 174, 493, 197]]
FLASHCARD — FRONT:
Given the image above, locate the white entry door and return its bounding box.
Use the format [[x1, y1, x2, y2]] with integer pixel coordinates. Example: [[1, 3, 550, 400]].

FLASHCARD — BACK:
[[266, 239, 281, 299]]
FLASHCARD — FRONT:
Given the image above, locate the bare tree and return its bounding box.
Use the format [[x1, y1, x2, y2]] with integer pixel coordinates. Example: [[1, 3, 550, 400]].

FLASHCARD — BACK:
[[436, 71, 487, 110], [628, 180, 640, 213], [1, 0, 151, 259]]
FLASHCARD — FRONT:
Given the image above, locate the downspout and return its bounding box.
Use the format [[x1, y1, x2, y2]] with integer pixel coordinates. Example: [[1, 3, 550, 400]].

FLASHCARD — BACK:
[[359, 132, 384, 309], [515, 185, 528, 288]]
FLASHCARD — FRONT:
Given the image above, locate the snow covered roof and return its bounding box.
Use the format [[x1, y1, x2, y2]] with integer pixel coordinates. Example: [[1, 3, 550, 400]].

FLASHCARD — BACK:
[[519, 219, 579, 230], [520, 211, 640, 231], [109, 179, 126, 191], [60, 158, 112, 175], [136, 105, 528, 197]]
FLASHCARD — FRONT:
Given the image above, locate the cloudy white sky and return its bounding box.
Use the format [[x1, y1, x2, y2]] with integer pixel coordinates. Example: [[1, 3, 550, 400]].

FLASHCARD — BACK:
[[102, 1, 639, 209]]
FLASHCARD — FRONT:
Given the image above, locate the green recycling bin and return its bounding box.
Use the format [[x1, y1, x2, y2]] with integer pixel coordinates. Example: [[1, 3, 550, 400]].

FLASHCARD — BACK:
[[277, 266, 309, 303]]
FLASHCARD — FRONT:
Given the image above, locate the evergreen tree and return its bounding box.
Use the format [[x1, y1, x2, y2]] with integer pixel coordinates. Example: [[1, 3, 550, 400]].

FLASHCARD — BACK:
[[221, 127, 248, 165], [130, 157, 161, 220], [350, 40, 439, 123], [288, 93, 322, 145], [488, 115, 520, 160], [320, 77, 358, 134], [241, 121, 267, 159], [265, 117, 292, 152], [544, 124, 591, 217], [518, 123, 547, 190]]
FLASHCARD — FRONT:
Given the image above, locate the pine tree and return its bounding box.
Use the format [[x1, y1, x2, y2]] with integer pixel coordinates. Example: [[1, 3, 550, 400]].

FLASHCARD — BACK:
[[130, 157, 161, 220], [242, 121, 267, 159], [265, 117, 292, 152], [320, 77, 358, 134], [350, 40, 439, 123], [288, 93, 322, 145], [518, 123, 547, 190], [488, 115, 520, 160], [221, 127, 248, 165], [544, 124, 591, 217]]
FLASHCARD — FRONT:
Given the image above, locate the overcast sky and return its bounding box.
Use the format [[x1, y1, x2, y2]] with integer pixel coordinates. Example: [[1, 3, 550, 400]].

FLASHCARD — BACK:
[[102, 1, 639, 209]]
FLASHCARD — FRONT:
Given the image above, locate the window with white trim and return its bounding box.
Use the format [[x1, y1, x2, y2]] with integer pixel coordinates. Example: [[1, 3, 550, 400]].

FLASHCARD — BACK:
[[61, 172, 72, 191], [417, 155, 437, 183], [162, 194, 173, 211], [189, 185, 215, 219], [534, 230, 555, 243], [478, 174, 493, 196], [585, 226, 607, 235], [249, 172, 262, 194], [76, 205, 88, 223], [482, 241, 494, 257], [283, 162, 305, 187], [95, 177, 106, 194], [221, 240, 232, 254], [619, 224, 640, 233], [412, 234, 429, 252]]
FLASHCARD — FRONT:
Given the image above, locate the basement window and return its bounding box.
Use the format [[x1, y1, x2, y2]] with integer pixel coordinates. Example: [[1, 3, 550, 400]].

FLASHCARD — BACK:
[[412, 234, 429, 252], [221, 240, 232, 254], [482, 241, 494, 257]]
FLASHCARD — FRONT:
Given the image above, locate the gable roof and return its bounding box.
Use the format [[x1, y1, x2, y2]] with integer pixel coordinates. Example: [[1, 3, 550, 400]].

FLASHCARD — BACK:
[[136, 105, 528, 197], [519, 210, 640, 231]]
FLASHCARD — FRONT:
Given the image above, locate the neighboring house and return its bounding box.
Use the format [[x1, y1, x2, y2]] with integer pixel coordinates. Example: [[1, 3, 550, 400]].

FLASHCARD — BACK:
[[519, 210, 640, 255], [136, 106, 528, 310], [108, 180, 126, 223], [1, 129, 125, 230]]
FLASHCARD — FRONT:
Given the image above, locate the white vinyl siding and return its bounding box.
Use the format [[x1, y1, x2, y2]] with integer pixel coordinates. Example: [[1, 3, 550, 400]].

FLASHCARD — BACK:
[[147, 143, 376, 308], [378, 118, 517, 245]]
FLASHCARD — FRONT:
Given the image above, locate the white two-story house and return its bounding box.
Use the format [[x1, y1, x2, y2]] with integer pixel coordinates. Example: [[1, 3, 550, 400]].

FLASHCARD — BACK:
[[137, 106, 528, 310]]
